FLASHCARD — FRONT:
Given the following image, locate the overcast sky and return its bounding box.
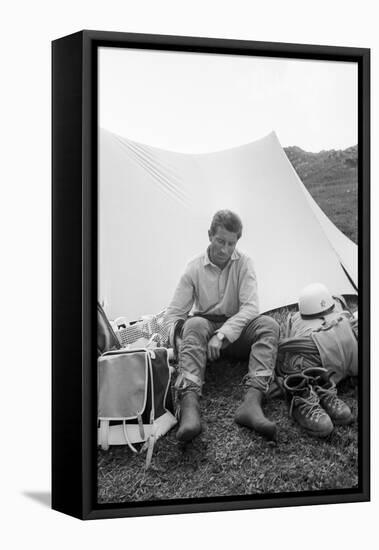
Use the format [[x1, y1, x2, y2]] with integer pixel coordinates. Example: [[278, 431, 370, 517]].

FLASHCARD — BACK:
[[99, 47, 357, 153]]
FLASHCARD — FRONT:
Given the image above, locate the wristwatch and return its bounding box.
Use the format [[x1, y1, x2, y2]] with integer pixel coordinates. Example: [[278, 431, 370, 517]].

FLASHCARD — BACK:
[[216, 332, 225, 342]]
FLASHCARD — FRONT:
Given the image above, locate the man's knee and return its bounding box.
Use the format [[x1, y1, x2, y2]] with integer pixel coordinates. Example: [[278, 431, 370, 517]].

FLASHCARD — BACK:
[[256, 315, 280, 339], [182, 316, 212, 340], [244, 315, 279, 344]]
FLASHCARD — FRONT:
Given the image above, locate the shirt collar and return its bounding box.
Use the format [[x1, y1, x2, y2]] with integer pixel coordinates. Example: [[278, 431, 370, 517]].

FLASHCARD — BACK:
[[203, 247, 240, 267]]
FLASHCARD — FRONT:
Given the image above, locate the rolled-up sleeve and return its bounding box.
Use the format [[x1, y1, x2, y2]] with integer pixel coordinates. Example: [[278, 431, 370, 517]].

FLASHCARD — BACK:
[[164, 269, 195, 344], [219, 258, 259, 343]]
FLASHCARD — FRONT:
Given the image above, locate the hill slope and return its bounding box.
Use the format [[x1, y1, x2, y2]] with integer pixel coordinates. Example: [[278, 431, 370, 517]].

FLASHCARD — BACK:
[[284, 145, 358, 243]]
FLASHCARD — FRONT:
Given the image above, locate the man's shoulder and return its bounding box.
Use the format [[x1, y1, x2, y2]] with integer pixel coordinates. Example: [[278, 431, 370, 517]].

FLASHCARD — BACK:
[[233, 249, 254, 269], [234, 248, 250, 261], [185, 252, 207, 272]]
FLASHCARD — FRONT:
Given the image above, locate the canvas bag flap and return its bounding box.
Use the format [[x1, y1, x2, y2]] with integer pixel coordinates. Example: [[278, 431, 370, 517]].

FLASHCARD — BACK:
[[98, 350, 148, 418]]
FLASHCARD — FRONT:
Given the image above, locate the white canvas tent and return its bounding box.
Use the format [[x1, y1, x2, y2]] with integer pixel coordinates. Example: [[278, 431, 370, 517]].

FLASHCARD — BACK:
[[99, 128, 357, 321]]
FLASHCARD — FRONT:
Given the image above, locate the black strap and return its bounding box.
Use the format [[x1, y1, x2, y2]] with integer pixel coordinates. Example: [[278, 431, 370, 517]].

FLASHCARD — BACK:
[[97, 302, 122, 355]]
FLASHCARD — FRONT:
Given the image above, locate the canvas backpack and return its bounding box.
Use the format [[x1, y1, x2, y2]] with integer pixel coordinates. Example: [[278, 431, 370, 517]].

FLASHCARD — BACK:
[[97, 303, 177, 468]]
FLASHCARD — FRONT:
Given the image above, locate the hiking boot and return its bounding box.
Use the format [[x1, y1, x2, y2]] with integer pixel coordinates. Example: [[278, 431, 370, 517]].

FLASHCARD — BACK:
[[235, 387, 277, 441], [303, 367, 354, 425], [176, 391, 202, 442], [284, 374, 333, 438], [301, 366, 329, 385]]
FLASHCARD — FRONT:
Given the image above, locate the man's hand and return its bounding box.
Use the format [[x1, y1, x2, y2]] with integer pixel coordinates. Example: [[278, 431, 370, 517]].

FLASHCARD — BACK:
[[207, 334, 223, 362]]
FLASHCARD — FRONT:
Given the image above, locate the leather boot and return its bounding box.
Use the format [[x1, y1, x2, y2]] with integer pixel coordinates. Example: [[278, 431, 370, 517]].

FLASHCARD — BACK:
[[176, 391, 202, 442], [284, 373, 334, 437], [302, 367, 354, 426], [235, 387, 277, 441]]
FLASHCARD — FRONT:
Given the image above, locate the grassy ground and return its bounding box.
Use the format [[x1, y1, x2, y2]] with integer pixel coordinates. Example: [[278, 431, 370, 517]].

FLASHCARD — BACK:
[[98, 305, 358, 504], [304, 175, 358, 244], [284, 145, 358, 243], [98, 368, 357, 503]]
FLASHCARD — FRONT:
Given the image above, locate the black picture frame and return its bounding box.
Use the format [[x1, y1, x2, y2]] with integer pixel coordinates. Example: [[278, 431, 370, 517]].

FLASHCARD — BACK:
[[52, 30, 370, 520]]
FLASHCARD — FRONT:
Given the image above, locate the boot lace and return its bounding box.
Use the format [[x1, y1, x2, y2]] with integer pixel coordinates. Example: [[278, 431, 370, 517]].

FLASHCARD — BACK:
[[317, 385, 343, 412], [289, 390, 325, 421]]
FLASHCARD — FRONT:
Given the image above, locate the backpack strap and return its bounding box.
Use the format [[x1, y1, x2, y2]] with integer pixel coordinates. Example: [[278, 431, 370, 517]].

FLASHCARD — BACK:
[[122, 420, 138, 453], [99, 420, 110, 451], [97, 301, 122, 355], [145, 429, 157, 470], [137, 413, 145, 440]]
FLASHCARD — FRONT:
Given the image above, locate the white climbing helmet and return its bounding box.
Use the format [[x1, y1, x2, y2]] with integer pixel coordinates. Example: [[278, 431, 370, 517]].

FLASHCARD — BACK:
[[298, 283, 334, 316]]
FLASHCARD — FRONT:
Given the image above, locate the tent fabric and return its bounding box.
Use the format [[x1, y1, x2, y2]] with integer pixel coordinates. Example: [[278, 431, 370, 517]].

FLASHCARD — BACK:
[[99, 129, 358, 321], [302, 187, 358, 288]]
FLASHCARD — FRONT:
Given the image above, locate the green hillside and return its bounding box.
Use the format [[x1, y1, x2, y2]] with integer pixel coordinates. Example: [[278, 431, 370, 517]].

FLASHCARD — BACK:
[[284, 145, 358, 243]]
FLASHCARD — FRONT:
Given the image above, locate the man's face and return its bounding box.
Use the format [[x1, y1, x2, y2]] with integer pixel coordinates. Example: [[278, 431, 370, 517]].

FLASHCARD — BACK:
[[208, 226, 239, 268]]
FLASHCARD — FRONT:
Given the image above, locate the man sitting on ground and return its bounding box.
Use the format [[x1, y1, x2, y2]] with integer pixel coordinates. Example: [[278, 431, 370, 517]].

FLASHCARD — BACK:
[[164, 209, 280, 442]]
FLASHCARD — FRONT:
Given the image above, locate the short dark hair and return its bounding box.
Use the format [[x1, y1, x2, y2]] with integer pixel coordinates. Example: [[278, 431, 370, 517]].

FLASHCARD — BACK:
[[209, 210, 243, 239]]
